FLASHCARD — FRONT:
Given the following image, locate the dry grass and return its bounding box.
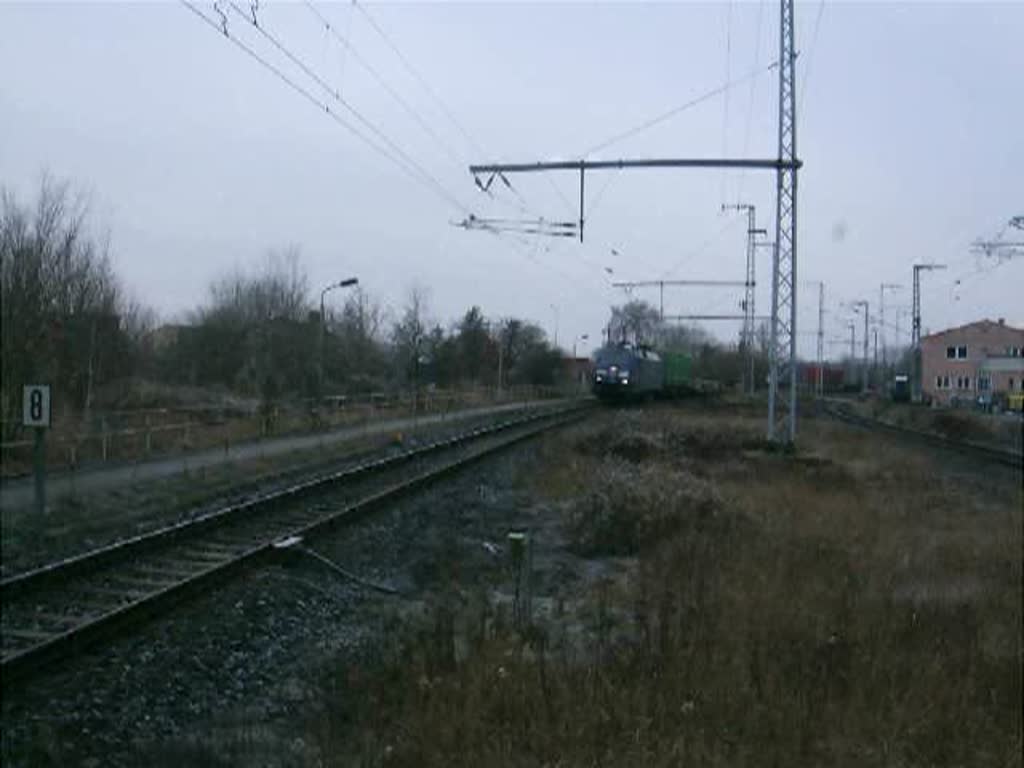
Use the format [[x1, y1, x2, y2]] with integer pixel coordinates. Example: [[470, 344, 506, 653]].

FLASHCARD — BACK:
[[311, 405, 1022, 766], [858, 397, 1022, 450]]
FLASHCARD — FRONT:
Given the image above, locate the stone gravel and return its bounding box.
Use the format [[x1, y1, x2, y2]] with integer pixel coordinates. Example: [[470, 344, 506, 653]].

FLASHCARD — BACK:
[[1, 416, 598, 767]]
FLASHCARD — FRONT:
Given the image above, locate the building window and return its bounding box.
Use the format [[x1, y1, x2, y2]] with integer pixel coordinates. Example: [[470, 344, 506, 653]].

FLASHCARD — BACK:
[[1011, 378, 1017, 391], [957, 345, 968, 359], [946, 346, 956, 359], [979, 377, 990, 391], [935, 375, 942, 389], [942, 375, 950, 389]]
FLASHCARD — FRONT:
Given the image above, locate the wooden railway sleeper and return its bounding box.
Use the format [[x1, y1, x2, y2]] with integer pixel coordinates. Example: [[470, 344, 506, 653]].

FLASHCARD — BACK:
[[130, 563, 200, 579]]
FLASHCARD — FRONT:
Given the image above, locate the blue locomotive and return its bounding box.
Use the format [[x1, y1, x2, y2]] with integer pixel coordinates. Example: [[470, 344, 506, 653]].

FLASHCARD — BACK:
[[592, 342, 696, 401], [592, 343, 663, 399]]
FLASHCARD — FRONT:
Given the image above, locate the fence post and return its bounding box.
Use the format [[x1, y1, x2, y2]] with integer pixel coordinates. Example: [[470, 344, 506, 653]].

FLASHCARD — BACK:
[[144, 415, 152, 456], [101, 417, 109, 462]]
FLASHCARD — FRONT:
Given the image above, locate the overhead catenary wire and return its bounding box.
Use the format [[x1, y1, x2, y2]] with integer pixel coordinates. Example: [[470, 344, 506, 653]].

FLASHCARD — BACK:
[[223, 1, 473, 215], [182, 2, 397, 166], [347, 0, 578, 254], [581, 59, 779, 158], [719, 0, 733, 204], [352, 0, 488, 158], [736, 0, 766, 202], [309, 0, 564, 230], [798, 0, 826, 117], [660, 215, 745, 279], [302, 0, 468, 169], [585, 168, 621, 220], [181, 2, 472, 217]]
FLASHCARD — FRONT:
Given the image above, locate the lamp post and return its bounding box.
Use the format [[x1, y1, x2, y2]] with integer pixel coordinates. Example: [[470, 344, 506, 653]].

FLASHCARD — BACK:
[[319, 277, 359, 399], [550, 304, 560, 348]]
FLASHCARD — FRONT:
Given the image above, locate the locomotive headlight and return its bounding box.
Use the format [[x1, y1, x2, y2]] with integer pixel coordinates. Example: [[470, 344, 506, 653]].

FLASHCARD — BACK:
[[621, 378, 629, 385]]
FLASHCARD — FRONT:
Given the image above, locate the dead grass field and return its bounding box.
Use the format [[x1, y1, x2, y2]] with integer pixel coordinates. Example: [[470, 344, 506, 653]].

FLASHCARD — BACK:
[[313, 404, 1022, 766], [851, 396, 1023, 452]]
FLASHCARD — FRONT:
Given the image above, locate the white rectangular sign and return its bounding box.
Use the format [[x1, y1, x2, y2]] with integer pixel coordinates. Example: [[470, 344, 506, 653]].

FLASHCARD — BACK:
[[23, 385, 51, 428]]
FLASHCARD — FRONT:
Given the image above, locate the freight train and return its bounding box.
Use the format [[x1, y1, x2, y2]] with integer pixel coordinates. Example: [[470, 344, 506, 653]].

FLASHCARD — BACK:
[[592, 343, 694, 401]]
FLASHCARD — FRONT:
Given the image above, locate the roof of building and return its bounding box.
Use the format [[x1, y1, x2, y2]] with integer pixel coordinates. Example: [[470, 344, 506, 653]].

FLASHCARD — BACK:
[[921, 319, 1024, 342]]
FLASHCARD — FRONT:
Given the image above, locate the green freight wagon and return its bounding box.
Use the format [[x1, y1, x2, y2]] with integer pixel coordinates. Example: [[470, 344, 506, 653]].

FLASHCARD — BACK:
[[662, 351, 693, 395]]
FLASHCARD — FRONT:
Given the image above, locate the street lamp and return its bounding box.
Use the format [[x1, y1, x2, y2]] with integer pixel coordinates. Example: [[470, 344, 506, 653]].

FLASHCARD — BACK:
[[319, 277, 359, 398]]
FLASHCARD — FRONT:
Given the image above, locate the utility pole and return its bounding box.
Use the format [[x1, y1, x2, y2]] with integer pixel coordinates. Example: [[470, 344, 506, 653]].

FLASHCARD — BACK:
[[722, 204, 767, 395], [873, 328, 878, 379], [879, 282, 901, 372], [848, 321, 856, 362], [853, 300, 869, 392], [815, 282, 825, 398], [911, 263, 946, 401]]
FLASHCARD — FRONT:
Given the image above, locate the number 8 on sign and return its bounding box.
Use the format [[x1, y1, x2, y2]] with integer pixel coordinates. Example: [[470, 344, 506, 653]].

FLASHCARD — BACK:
[[23, 385, 51, 428]]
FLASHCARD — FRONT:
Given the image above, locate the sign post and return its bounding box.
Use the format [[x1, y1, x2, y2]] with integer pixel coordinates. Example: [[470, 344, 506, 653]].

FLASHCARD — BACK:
[[23, 385, 51, 515]]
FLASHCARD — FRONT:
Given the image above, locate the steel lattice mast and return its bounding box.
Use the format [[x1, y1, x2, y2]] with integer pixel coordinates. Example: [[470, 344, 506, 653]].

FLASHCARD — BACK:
[[911, 263, 946, 401], [465, 2, 802, 441], [768, 0, 798, 442], [722, 204, 766, 395]]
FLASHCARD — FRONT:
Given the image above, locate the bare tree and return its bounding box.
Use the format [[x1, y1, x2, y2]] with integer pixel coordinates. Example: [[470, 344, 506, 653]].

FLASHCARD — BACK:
[[326, 287, 389, 391], [607, 300, 662, 346], [1, 175, 138, 433], [391, 285, 432, 389], [203, 246, 309, 326]]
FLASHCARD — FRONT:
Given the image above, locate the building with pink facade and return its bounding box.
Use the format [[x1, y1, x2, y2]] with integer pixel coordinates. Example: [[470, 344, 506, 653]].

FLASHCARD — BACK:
[[921, 319, 1024, 405]]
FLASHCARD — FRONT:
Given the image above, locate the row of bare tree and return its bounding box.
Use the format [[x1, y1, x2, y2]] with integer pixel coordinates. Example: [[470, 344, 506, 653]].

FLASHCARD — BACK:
[[1, 177, 156, 437], [0, 178, 566, 438]]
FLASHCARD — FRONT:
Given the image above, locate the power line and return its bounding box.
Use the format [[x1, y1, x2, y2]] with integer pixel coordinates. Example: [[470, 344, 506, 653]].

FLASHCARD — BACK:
[[352, 0, 488, 158], [180, 3, 404, 176], [581, 59, 779, 158], [225, 1, 472, 215], [660, 215, 744, 278], [737, 0, 766, 202], [544, 175, 577, 218], [585, 168, 621, 220], [303, 0, 468, 169], [720, 0, 734, 204], [798, 0, 826, 116], [181, 1, 471, 216]]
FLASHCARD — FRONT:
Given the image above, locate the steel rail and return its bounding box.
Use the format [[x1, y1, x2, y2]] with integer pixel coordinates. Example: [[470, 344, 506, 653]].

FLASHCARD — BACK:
[[1, 403, 570, 597], [819, 400, 1022, 469], [1, 403, 591, 684]]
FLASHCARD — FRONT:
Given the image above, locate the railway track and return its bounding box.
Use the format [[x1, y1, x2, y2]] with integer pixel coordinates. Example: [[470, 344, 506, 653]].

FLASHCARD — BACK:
[[0, 402, 591, 685], [819, 400, 1022, 469]]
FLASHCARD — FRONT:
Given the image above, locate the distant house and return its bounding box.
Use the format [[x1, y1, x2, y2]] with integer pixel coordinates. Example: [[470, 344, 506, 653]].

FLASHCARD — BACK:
[[920, 319, 1024, 405], [561, 356, 592, 389]]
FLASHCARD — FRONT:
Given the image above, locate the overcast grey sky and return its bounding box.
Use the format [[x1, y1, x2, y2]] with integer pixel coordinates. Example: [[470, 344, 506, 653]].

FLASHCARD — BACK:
[[2, 0, 1021, 359]]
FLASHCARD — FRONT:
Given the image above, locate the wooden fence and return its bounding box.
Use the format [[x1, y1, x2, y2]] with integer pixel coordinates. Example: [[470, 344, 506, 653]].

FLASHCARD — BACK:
[[0, 385, 566, 479]]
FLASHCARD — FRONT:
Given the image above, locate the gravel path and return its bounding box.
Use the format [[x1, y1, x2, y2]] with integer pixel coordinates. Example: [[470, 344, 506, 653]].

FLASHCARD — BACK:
[[0, 400, 564, 512]]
